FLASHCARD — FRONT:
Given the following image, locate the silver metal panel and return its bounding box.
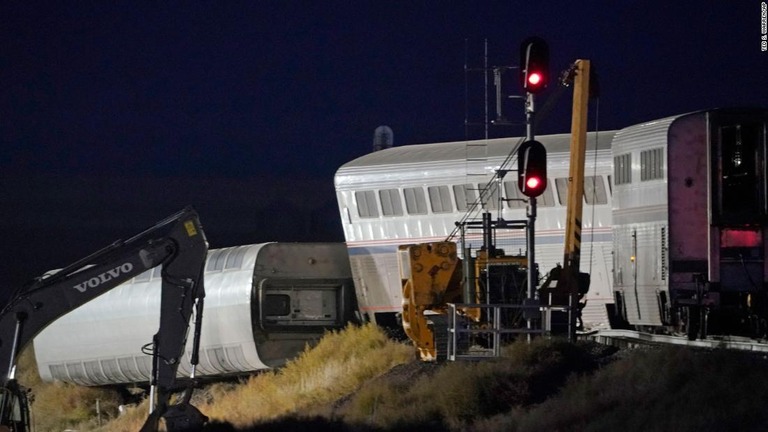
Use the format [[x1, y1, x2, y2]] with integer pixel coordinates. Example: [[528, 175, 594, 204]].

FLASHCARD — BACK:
[[254, 243, 353, 280], [34, 244, 272, 385]]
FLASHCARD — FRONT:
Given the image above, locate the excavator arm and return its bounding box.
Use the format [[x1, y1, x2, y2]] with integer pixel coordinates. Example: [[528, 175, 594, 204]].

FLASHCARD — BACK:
[[399, 242, 482, 361], [540, 59, 593, 338], [0, 207, 209, 432]]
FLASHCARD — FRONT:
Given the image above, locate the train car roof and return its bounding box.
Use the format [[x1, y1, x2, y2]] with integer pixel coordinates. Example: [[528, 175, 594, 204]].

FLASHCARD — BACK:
[[613, 108, 768, 143], [338, 131, 616, 171]]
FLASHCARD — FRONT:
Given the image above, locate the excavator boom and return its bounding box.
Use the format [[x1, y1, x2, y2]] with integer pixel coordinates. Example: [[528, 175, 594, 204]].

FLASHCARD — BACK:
[[0, 207, 209, 432]]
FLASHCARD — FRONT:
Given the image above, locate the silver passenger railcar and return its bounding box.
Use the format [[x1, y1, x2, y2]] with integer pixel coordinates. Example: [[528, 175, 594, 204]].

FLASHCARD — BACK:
[[33, 242, 356, 386], [335, 132, 616, 331], [612, 108, 768, 339]]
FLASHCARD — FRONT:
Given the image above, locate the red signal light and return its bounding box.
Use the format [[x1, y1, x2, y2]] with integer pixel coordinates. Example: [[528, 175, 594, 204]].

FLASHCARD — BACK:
[[517, 140, 547, 198], [527, 72, 542, 86], [519, 37, 549, 94]]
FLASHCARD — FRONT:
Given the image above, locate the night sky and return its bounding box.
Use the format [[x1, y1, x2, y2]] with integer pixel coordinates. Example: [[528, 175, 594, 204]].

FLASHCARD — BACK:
[[2, 2, 767, 291]]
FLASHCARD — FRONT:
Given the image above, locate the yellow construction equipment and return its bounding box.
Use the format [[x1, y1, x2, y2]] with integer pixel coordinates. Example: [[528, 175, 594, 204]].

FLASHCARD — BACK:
[[399, 242, 479, 361]]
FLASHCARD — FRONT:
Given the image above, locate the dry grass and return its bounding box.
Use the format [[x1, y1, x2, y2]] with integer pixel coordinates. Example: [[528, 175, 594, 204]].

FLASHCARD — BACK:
[[82, 323, 412, 430], [517, 346, 768, 432], [330, 337, 605, 431], [28, 323, 768, 431], [91, 399, 151, 432], [197, 323, 413, 427], [16, 346, 123, 432], [14, 323, 411, 431]]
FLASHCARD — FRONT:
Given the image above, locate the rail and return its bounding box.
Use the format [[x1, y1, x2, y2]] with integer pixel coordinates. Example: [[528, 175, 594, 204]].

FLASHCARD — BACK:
[[588, 329, 768, 353]]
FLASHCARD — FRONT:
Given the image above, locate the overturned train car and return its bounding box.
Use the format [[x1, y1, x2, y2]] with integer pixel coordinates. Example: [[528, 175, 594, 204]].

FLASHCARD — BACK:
[[33, 242, 357, 386]]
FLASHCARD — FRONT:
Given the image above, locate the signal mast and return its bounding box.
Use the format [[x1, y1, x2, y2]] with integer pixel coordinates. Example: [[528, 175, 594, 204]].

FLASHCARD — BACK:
[[517, 36, 550, 309]]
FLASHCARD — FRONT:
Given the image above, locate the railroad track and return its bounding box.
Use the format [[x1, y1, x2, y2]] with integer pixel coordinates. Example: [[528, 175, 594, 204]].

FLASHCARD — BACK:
[[586, 329, 768, 353]]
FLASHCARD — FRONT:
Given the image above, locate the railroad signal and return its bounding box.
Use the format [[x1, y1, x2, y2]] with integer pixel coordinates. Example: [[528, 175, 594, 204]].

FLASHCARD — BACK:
[[518, 140, 547, 198], [520, 36, 549, 94]]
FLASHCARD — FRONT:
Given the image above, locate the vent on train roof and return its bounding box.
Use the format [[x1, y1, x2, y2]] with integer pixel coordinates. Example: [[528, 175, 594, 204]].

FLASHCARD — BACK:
[[373, 125, 393, 152]]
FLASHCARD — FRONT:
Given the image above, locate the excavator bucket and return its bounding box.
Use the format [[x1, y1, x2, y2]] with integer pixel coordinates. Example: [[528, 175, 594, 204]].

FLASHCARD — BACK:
[[140, 401, 208, 432], [399, 242, 465, 361]]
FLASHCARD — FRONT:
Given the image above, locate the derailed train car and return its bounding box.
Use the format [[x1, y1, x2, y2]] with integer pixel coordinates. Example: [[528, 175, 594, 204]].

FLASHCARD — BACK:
[[336, 106, 768, 341], [612, 108, 768, 339], [33, 242, 357, 386], [334, 131, 616, 331]]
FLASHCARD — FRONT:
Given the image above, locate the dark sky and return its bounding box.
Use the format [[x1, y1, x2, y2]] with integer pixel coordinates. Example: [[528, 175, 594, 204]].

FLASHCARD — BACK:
[[2, 2, 767, 290]]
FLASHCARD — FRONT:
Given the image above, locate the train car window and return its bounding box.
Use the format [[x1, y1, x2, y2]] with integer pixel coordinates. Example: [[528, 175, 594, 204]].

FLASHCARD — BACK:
[[83, 360, 104, 383], [355, 190, 379, 218], [716, 122, 765, 220], [206, 250, 218, 271], [216, 250, 229, 271], [538, 183, 556, 207], [477, 182, 500, 210], [503, 180, 554, 208], [136, 356, 152, 378], [117, 357, 141, 382], [225, 246, 247, 270], [641, 148, 664, 181], [428, 186, 453, 213], [264, 294, 291, 316], [503, 181, 526, 209], [554, 178, 569, 205], [207, 249, 227, 271], [404, 187, 428, 214], [614, 153, 632, 185], [554, 177, 607, 205], [99, 359, 118, 379], [379, 189, 404, 216], [453, 184, 477, 211], [585, 176, 609, 204]]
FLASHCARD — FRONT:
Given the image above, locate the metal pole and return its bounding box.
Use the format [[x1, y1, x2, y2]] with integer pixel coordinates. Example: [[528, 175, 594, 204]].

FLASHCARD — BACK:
[[528, 200, 536, 302], [525, 93, 534, 140], [7, 313, 27, 381], [461, 223, 473, 304], [525, 92, 537, 339]]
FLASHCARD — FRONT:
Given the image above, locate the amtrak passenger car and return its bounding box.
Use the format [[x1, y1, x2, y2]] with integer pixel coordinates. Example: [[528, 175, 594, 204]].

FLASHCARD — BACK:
[[612, 108, 768, 339], [33, 243, 357, 386], [335, 132, 616, 331]]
